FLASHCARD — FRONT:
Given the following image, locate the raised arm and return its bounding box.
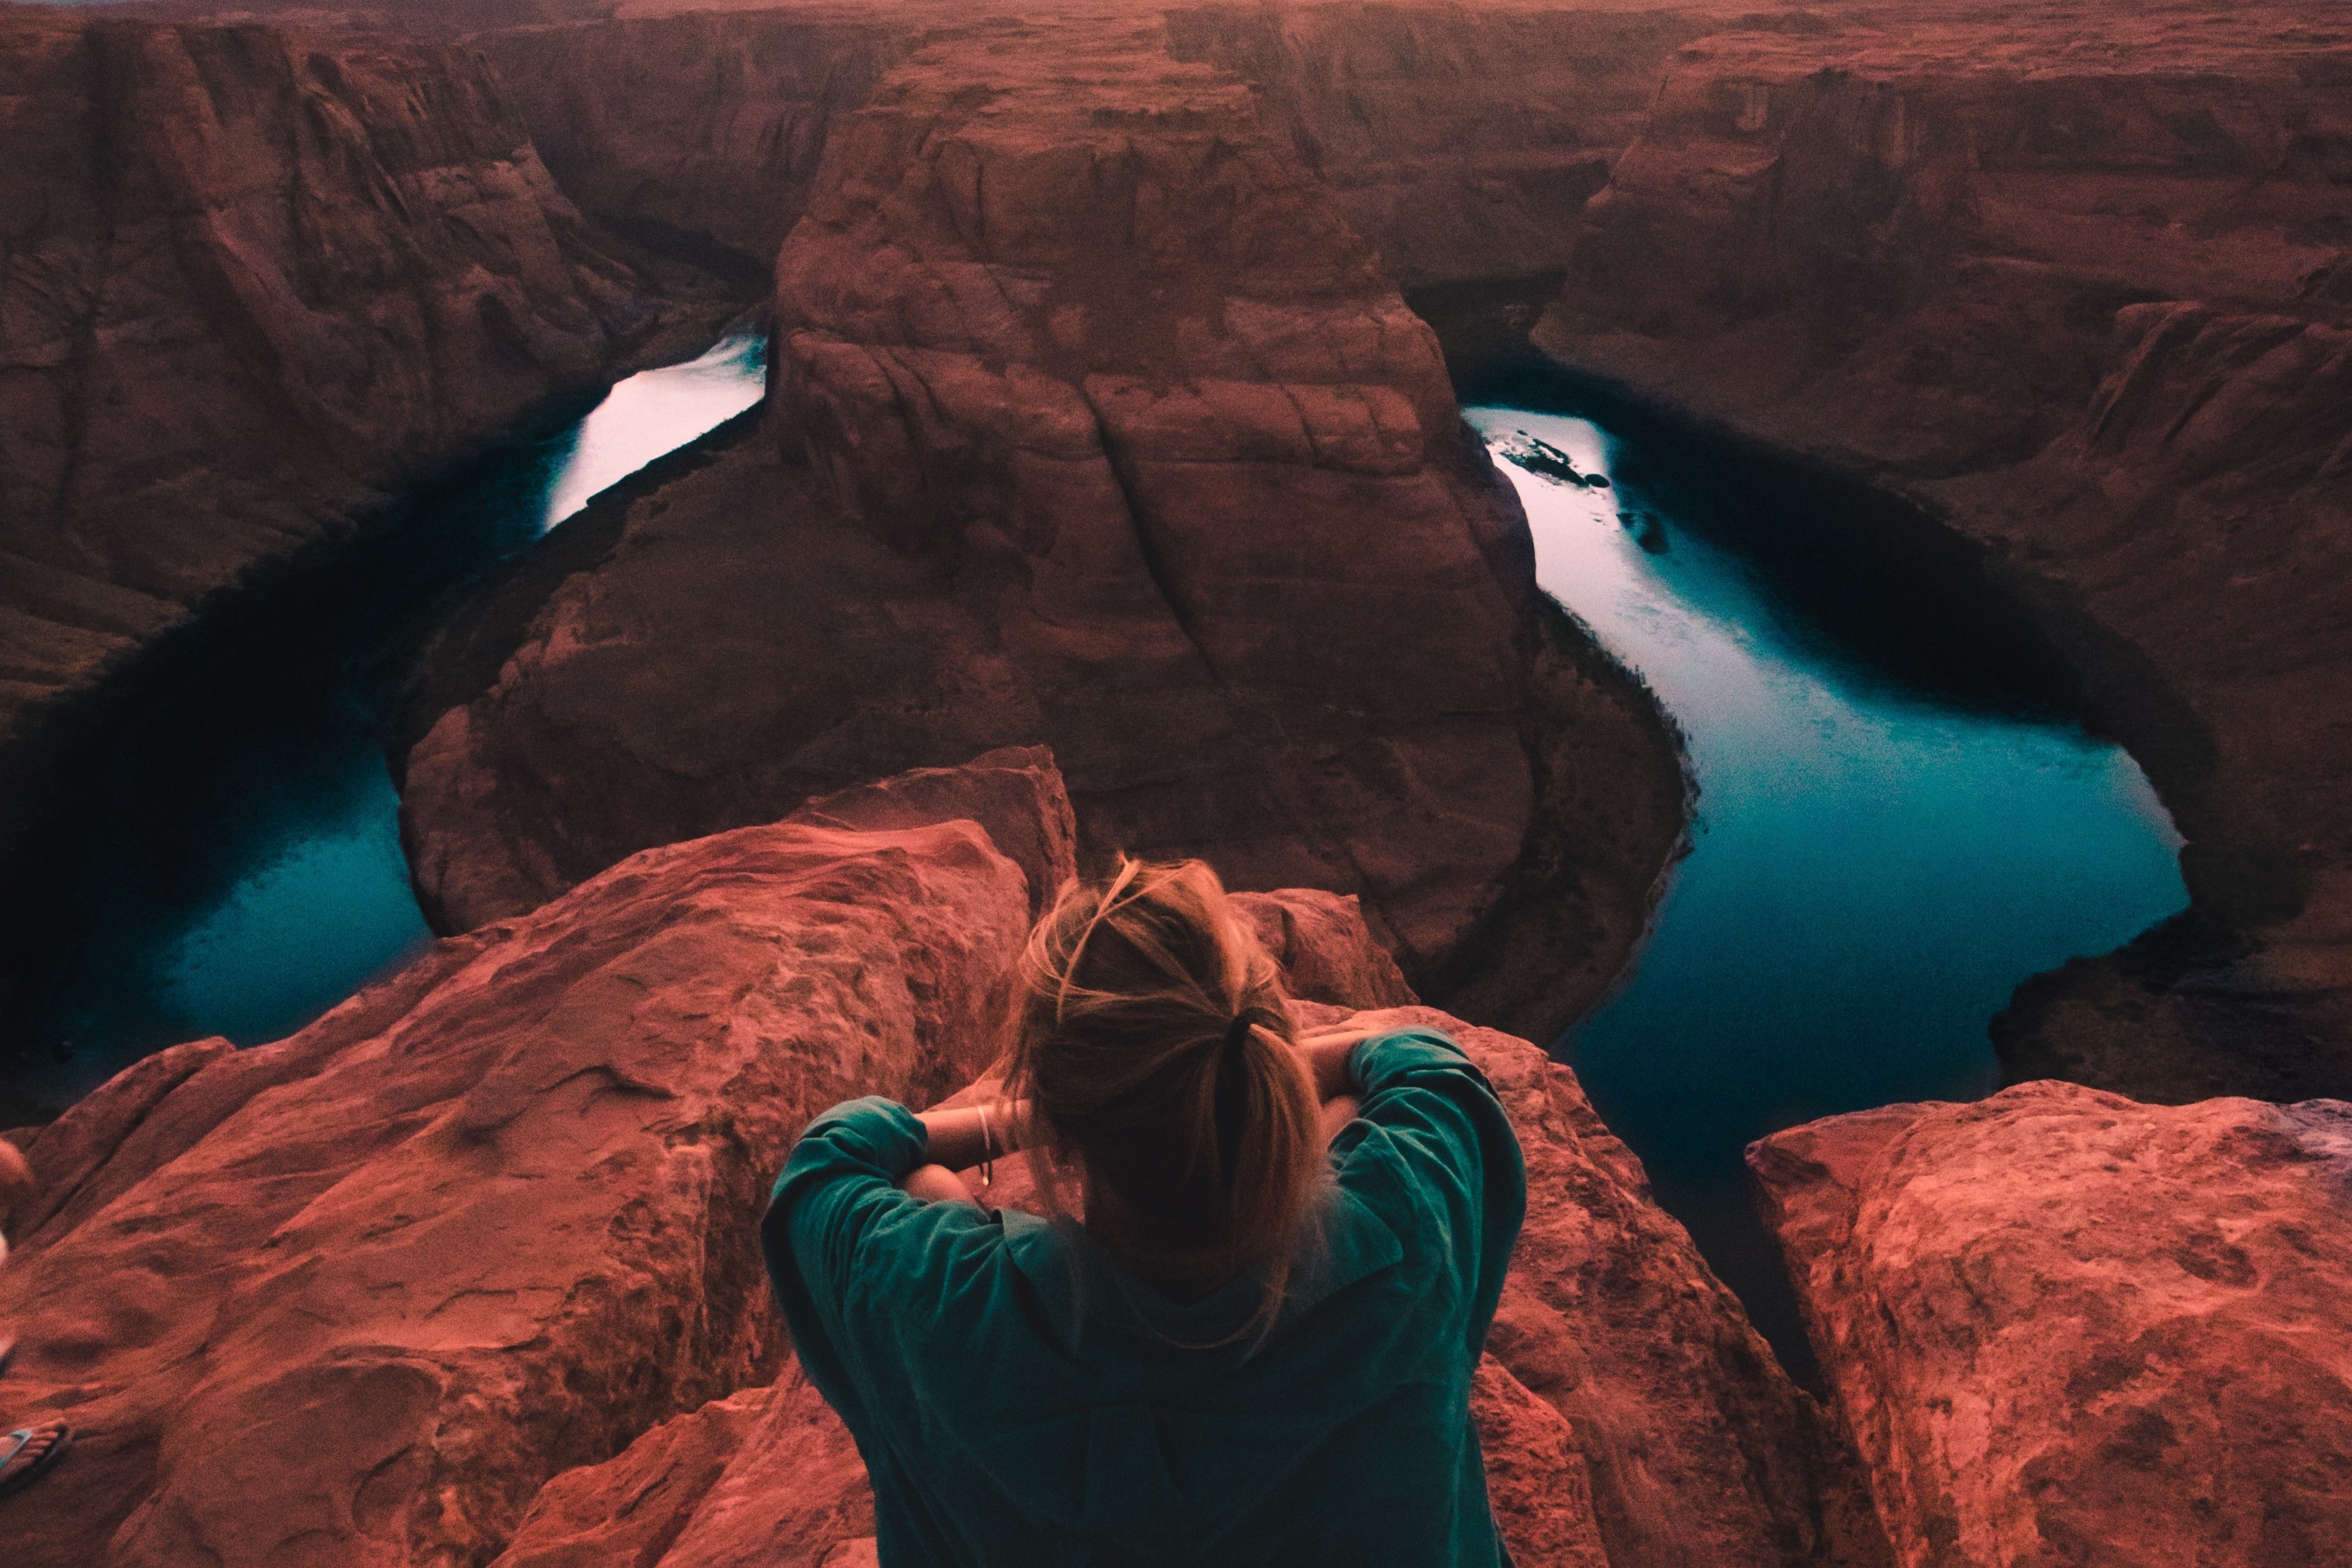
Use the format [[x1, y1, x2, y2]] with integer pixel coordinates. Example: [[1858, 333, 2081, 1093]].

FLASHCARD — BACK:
[[897, 1097, 1033, 1206]]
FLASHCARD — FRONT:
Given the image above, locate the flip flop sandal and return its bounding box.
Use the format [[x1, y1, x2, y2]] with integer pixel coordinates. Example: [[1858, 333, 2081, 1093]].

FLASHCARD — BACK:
[[0, 1422, 71, 1499]]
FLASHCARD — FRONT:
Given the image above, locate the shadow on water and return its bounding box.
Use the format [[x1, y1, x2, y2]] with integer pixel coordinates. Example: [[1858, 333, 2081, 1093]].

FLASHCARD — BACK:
[[1462, 358, 2189, 1388], [0, 332, 768, 1126]]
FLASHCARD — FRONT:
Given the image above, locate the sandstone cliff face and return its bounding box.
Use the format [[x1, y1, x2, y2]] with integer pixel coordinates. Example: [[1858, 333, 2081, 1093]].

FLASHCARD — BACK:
[[1163, 1, 1707, 288], [2, 750, 1874, 1566], [473, 12, 902, 271], [0, 752, 1069, 1566], [397, 9, 1686, 1035], [503, 915, 1886, 1567], [0, 12, 718, 849], [1537, 1, 2352, 1102], [490, 993, 1894, 1568], [1751, 1080, 2352, 1567]]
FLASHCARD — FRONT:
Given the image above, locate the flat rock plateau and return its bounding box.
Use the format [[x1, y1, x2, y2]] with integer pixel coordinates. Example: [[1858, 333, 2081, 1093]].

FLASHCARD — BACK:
[[5, 0, 2352, 1563]]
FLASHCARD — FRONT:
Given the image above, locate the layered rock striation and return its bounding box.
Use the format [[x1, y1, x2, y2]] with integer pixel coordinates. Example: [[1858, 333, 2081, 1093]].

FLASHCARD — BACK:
[[0, 10, 729, 851], [1163, 0, 1708, 289], [1751, 1080, 2352, 1566], [0, 751, 1068, 1566], [1537, 0, 2352, 1102], [399, 9, 1686, 1037], [472, 11, 905, 274]]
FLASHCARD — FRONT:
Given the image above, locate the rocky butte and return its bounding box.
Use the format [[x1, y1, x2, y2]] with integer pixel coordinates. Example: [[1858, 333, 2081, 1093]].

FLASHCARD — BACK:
[[396, 5, 1687, 1043]]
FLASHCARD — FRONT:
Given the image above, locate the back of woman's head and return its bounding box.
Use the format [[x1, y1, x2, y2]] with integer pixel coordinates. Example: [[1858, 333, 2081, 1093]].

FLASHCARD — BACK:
[[1004, 857, 1323, 1328]]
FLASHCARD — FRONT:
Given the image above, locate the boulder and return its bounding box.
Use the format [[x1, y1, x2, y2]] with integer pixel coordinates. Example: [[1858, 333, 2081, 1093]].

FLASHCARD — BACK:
[[1751, 1080, 2352, 1566], [0, 757, 1041, 1566]]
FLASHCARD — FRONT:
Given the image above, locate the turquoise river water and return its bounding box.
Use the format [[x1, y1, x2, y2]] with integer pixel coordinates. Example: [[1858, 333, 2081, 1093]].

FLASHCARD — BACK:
[[1467, 395, 2187, 1368]]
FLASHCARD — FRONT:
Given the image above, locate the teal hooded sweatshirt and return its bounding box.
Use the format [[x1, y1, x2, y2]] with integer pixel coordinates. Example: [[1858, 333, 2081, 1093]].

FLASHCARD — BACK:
[[762, 1027, 1527, 1568]]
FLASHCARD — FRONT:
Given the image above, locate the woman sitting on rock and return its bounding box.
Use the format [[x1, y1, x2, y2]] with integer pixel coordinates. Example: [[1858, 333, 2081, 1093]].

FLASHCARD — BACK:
[[765, 857, 1526, 1566]]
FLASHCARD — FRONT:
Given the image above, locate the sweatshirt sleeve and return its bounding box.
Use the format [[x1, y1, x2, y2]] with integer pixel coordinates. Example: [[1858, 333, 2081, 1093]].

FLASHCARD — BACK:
[[760, 1095, 931, 1428], [1337, 1029, 1527, 1350]]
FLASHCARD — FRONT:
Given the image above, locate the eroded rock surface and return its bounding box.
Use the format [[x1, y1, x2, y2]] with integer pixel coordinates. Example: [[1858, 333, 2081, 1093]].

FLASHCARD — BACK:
[[1751, 1080, 2352, 1567], [1537, 0, 2352, 1101], [0, 11, 728, 846], [483, 895, 1888, 1568], [398, 9, 1685, 1037], [0, 744, 1875, 1566], [1163, 1, 1708, 288], [474, 12, 903, 271], [0, 754, 1066, 1566]]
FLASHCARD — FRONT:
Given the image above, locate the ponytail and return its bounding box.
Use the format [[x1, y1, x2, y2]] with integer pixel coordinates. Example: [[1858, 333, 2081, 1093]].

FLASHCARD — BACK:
[[1003, 857, 1324, 1341]]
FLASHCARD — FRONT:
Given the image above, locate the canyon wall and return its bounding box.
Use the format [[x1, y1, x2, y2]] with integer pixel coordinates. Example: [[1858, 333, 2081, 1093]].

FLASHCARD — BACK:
[[473, 11, 904, 270], [1162, 1, 1707, 288], [0, 10, 731, 853], [0, 750, 1066, 1567], [0, 750, 1882, 1568], [1536, 0, 2352, 1103], [398, 9, 1687, 1039], [488, 996, 1896, 1568], [1752, 1081, 2352, 1566]]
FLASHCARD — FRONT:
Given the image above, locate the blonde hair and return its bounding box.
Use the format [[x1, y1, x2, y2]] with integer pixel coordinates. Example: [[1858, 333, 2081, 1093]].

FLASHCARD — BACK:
[[1003, 857, 1323, 1340]]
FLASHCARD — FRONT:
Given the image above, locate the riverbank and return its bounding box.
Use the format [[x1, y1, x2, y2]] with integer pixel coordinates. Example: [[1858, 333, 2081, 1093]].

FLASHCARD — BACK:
[[1515, 327, 2328, 1107], [1519, 0, 2352, 1105], [0, 6, 754, 881], [1461, 370, 2190, 1379], [0, 321, 764, 1127]]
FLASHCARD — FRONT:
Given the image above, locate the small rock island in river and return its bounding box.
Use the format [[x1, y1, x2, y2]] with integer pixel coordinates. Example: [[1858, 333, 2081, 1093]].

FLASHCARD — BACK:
[[2, 0, 2349, 1563]]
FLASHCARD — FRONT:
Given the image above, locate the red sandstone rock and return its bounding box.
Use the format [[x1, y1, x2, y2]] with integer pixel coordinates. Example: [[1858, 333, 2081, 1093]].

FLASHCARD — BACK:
[[1470, 1355, 1612, 1568], [1751, 1080, 2352, 1566], [487, 896, 1886, 1568], [0, 11, 728, 849], [397, 9, 1685, 1039], [5, 1036, 234, 1242], [1539, 0, 2352, 1102], [474, 13, 902, 272], [1381, 1004, 1889, 1568], [1231, 887, 1417, 1011], [1163, 2, 1707, 288], [2, 800, 1882, 1565], [0, 757, 1042, 1566]]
